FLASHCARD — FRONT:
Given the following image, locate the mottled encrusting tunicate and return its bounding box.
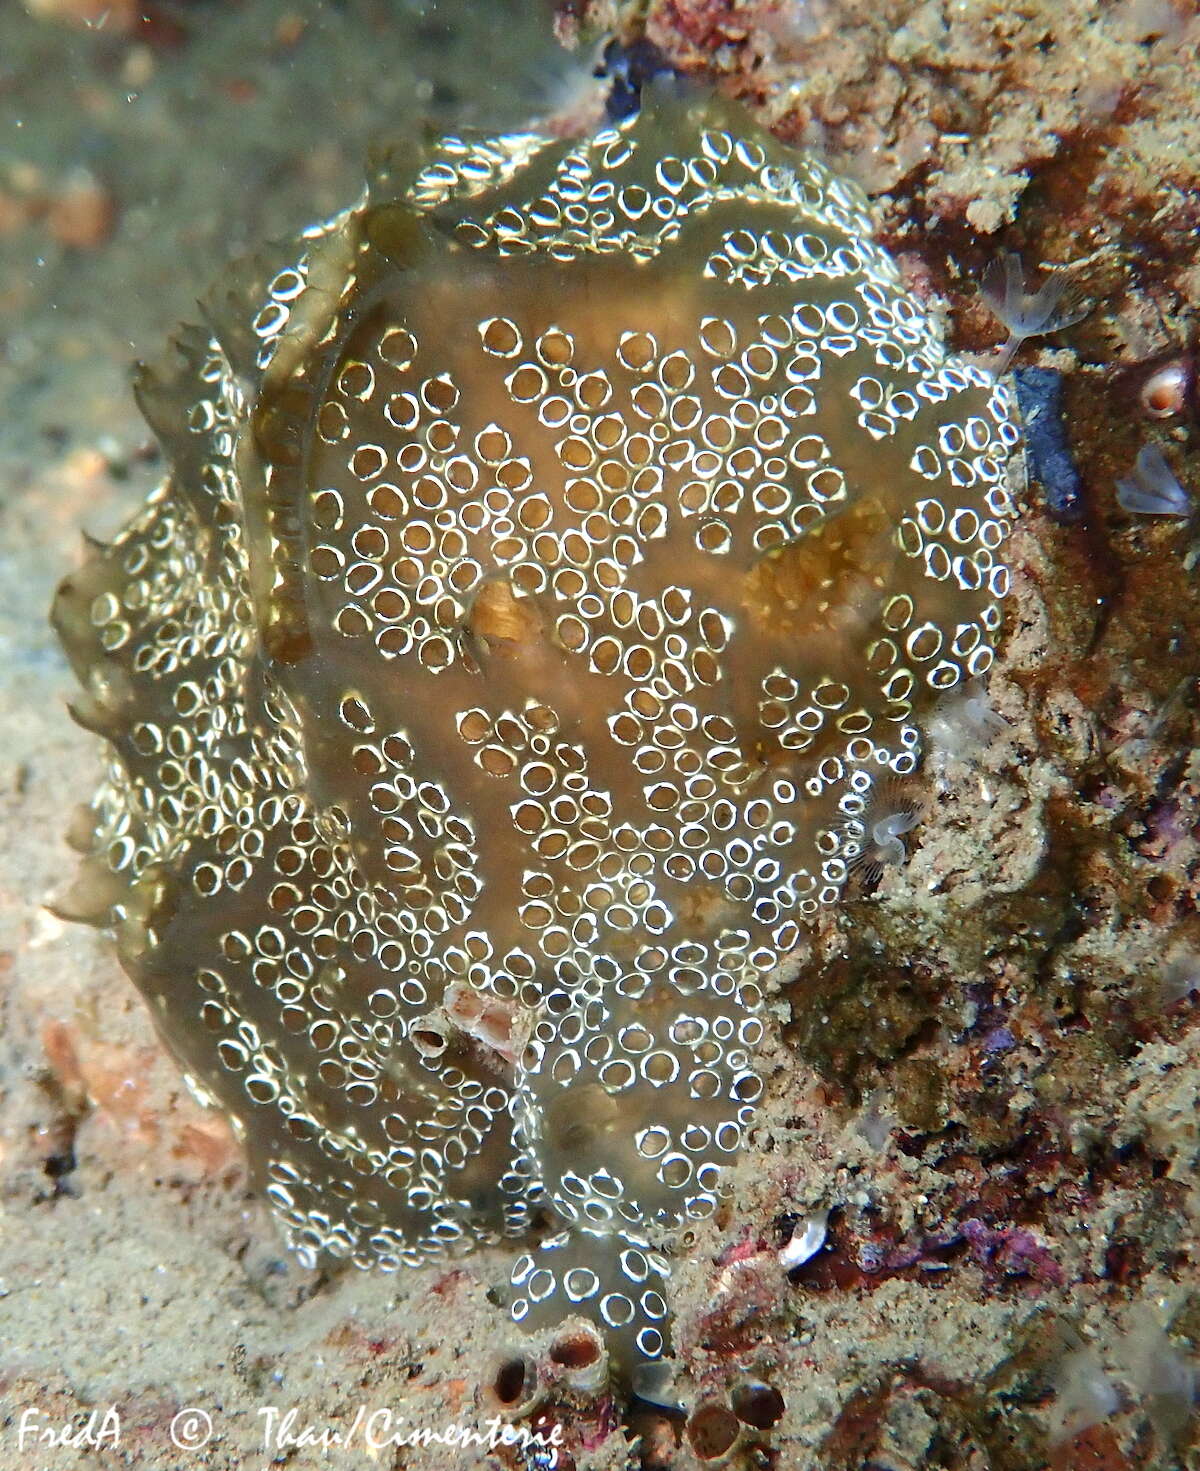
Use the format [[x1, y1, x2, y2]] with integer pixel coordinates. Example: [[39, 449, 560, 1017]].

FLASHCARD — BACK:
[[51, 89, 1022, 1381]]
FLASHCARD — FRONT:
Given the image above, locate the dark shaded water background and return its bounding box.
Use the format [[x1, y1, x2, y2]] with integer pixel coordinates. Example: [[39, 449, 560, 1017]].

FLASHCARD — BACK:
[[0, 0, 559, 474]]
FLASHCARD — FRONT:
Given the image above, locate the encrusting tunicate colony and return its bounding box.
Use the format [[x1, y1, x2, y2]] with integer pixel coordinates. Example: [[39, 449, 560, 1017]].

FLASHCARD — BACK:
[[51, 87, 1023, 1385]]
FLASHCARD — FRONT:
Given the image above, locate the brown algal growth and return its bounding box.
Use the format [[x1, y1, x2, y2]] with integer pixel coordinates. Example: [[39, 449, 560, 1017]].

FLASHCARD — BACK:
[[50, 87, 1020, 1381]]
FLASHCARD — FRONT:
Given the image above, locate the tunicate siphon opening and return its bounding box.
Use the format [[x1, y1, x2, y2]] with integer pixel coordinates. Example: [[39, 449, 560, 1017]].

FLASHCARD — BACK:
[[489, 1352, 538, 1413], [410, 1023, 447, 1059], [731, 1380, 785, 1429], [686, 1401, 741, 1461], [549, 1330, 601, 1370]]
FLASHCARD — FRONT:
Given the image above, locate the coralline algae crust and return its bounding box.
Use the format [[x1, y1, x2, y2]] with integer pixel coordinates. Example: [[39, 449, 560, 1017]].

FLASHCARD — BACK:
[[51, 89, 1022, 1377]]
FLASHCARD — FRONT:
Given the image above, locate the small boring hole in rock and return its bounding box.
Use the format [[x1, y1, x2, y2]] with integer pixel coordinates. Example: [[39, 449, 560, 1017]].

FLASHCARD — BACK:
[[731, 1380, 785, 1429], [686, 1402, 740, 1461]]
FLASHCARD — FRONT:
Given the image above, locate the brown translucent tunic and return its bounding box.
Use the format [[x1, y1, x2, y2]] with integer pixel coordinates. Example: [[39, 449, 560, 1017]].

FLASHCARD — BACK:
[[51, 89, 1021, 1373]]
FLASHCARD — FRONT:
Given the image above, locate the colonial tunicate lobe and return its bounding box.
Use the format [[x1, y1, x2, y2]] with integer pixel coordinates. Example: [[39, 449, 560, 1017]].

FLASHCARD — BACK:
[[52, 91, 1021, 1376]]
